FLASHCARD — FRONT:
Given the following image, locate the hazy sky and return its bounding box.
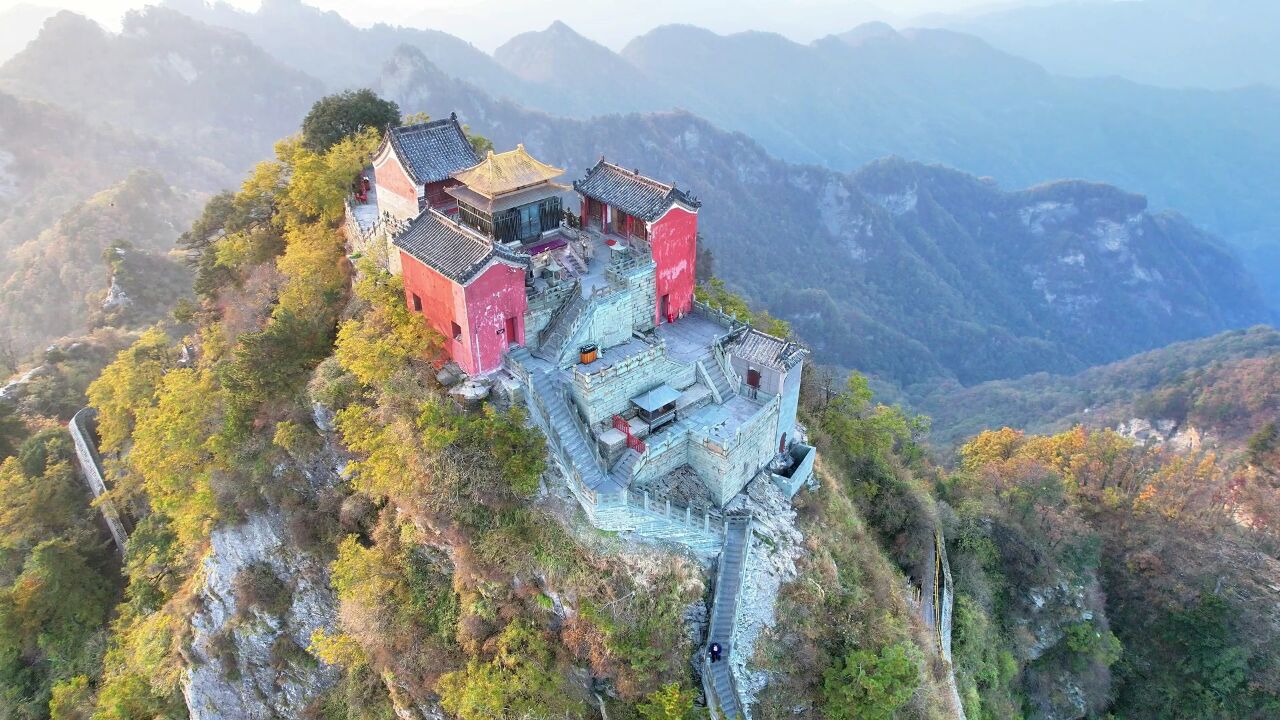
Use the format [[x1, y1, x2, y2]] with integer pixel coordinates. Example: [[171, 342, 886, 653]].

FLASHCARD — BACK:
[[2, 0, 1031, 50]]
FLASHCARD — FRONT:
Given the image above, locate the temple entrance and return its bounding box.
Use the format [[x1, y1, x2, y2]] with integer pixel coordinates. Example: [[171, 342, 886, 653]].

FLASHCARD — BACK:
[[505, 316, 518, 347], [659, 294, 670, 323]]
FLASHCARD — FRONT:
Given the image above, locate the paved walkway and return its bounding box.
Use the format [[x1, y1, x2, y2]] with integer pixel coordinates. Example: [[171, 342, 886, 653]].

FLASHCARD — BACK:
[[351, 166, 379, 233]]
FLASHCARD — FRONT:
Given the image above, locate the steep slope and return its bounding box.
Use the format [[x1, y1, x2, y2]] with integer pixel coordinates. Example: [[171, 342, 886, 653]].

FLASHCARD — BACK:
[[0, 171, 199, 359], [493, 21, 670, 113], [162, 0, 591, 114], [619, 24, 1280, 304], [0, 8, 324, 174], [918, 325, 1280, 447], [378, 47, 1272, 388], [0, 91, 228, 254], [930, 0, 1280, 90]]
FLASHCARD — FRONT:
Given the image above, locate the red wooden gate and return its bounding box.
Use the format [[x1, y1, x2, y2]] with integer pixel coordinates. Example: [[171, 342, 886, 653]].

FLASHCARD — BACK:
[[613, 415, 646, 453]]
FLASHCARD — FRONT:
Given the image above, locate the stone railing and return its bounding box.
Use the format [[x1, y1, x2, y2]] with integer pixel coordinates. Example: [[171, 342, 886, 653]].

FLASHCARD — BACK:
[[535, 280, 584, 347], [342, 197, 408, 256], [693, 299, 749, 335], [712, 340, 743, 396], [604, 243, 655, 284], [625, 487, 725, 536]]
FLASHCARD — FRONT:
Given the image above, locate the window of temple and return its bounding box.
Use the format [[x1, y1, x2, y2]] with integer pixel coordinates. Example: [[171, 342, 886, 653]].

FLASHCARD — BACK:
[[411, 293, 422, 312], [451, 321, 462, 342]]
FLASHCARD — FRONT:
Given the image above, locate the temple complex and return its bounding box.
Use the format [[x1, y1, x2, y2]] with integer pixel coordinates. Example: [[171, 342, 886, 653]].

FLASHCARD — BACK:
[[346, 115, 816, 550]]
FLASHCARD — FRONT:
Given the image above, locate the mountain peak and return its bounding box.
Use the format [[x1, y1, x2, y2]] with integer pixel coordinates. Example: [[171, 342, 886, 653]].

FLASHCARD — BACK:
[[493, 18, 656, 100], [544, 20, 578, 36], [835, 20, 899, 46]]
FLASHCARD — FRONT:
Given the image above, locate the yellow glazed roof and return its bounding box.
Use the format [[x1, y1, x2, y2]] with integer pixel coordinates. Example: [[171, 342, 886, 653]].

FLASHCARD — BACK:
[[452, 144, 565, 198]]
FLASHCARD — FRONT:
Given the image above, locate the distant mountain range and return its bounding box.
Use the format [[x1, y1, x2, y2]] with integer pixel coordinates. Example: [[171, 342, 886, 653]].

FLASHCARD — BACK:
[[0, 8, 323, 174], [0, 3, 1272, 392], [161, 0, 1280, 310], [918, 325, 1280, 446], [377, 47, 1272, 387], [926, 0, 1280, 90]]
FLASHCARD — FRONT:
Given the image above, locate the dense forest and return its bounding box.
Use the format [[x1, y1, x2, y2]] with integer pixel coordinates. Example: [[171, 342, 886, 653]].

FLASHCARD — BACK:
[[0, 90, 1275, 720]]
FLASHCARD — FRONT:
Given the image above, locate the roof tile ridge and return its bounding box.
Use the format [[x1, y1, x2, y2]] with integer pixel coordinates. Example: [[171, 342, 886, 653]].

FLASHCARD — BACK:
[[601, 160, 673, 193]]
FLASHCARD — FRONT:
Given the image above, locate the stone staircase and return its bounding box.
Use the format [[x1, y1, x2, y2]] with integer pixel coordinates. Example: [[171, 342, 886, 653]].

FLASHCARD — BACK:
[[523, 364, 613, 493], [509, 348, 723, 554], [611, 448, 642, 484], [534, 292, 588, 363], [706, 515, 752, 719], [698, 351, 735, 402]]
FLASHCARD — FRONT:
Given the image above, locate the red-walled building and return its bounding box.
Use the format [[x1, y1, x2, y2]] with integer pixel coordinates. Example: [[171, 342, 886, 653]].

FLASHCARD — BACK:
[[393, 210, 531, 375], [574, 160, 702, 324], [372, 114, 480, 222]]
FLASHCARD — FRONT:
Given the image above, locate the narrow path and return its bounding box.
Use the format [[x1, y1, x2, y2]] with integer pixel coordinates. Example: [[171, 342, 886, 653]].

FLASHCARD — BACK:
[[705, 515, 752, 719], [920, 528, 965, 719], [68, 407, 130, 556]]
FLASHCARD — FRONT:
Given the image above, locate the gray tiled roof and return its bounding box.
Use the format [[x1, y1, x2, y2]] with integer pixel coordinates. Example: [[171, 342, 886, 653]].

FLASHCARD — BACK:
[[573, 160, 701, 222], [731, 328, 806, 370], [386, 114, 480, 184], [392, 210, 529, 284]]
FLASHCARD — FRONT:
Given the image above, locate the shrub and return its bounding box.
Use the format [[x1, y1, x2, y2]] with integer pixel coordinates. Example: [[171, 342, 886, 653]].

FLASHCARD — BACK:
[[821, 642, 922, 720], [233, 561, 292, 618]]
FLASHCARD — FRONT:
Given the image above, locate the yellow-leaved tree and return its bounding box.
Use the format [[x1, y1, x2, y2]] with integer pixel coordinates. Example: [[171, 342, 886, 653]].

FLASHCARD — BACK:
[[86, 327, 171, 453]]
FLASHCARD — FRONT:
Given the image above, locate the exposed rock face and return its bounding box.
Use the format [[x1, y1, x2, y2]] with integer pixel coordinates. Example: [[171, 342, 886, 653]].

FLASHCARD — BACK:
[[183, 511, 340, 720], [183, 420, 349, 719], [724, 477, 805, 709], [1014, 577, 1113, 720], [1115, 417, 1211, 452]]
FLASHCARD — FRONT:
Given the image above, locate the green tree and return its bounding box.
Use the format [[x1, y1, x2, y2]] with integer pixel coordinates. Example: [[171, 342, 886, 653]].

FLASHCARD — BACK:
[[465, 127, 493, 155], [0, 538, 113, 716], [1247, 421, 1277, 466], [696, 277, 790, 338], [85, 328, 171, 453], [0, 401, 25, 460], [821, 642, 922, 720], [48, 674, 94, 719], [437, 619, 585, 720], [301, 90, 399, 152], [637, 682, 702, 719]]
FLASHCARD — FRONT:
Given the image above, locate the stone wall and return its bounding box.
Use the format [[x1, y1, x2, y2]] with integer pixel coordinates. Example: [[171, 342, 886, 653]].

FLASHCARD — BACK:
[[728, 354, 784, 396], [67, 408, 129, 556], [569, 342, 695, 426], [689, 397, 781, 506], [524, 282, 577, 349], [631, 423, 695, 487], [771, 443, 815, 498], [610, 260, 657, 333], [585, 291, 636, 351], [776, 360, 803, 450]]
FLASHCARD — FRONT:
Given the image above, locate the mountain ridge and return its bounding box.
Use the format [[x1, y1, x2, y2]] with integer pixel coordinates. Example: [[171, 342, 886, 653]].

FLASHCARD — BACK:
[[376, 46, 1273, 388], [0, 7, 325, 174], [155, 2, 1280, 311]]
